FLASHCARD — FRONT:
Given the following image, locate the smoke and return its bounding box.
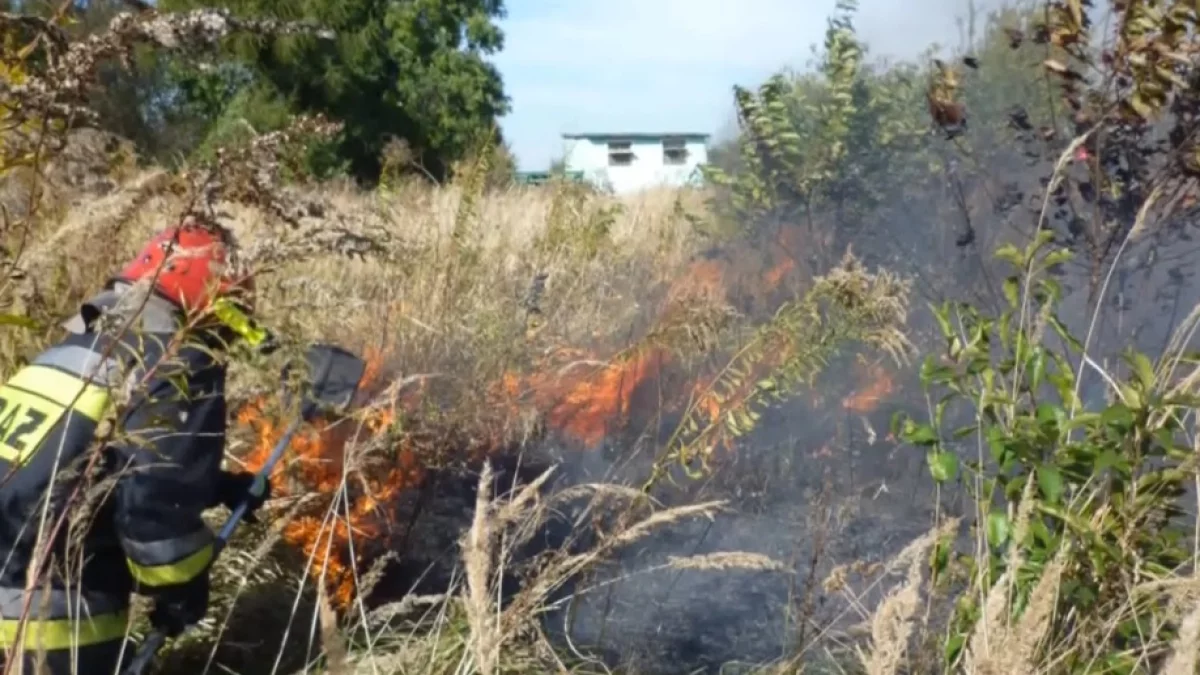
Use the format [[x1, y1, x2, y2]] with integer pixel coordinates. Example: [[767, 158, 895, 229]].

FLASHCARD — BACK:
[[337, 3, 1200, 673], [499, 9, 1200, 675]]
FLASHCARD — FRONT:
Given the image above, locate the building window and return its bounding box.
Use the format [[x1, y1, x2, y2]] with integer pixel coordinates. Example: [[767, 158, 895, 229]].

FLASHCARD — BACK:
[[663, 138, 688, 165], [608, 141, 634, 167]]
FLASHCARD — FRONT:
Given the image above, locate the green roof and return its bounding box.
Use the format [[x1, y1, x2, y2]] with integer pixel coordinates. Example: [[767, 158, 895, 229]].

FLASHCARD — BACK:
[[515, 171, 585, 185]]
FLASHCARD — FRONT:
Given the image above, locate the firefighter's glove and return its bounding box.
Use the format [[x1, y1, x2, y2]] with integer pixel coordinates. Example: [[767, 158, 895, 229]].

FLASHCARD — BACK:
[[149, 574, 209, 638], [216, 470, 272, 524]]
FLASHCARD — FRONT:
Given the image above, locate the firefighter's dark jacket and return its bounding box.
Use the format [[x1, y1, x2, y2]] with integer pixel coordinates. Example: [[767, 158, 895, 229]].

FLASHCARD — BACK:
[[0, 283, 227, 651]]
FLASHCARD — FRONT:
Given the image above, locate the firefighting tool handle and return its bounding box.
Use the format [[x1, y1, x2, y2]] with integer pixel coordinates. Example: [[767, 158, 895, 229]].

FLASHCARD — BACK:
[[124, 344, 367, 675]]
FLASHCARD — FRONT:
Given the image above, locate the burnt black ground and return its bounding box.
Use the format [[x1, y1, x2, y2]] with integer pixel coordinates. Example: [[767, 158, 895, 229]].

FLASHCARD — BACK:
[[366, 381, 953, 674], [365, 213, 1200, 673]]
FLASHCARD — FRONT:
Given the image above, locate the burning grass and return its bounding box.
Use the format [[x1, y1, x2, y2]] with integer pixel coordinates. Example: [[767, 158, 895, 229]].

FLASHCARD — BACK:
[[8, 146, 1199, 675], [6, 3, 1200, 674], [0, 141, 916, 670], [0, 127, 1006, 675], [208, 181, 913, 620]]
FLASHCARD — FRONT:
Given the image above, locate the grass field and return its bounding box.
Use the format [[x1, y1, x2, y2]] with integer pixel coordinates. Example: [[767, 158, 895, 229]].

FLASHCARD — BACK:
[[9, 130, 1200, 675], [1, 140, 939, 673], [7, 3, 1200, 672]]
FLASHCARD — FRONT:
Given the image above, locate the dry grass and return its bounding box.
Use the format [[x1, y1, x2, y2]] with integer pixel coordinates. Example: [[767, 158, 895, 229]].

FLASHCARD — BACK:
[[4, 80, 1193, 675], [856, 517, 961, 675], [3, 149, 822, 674], [342, 461, 790, 675], [6, 6, 1200, 675], [5, 149, 1191, 675]]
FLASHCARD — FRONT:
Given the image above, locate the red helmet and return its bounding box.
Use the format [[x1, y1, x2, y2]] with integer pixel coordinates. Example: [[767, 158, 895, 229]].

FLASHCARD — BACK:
[[116, 221, 252, 313]]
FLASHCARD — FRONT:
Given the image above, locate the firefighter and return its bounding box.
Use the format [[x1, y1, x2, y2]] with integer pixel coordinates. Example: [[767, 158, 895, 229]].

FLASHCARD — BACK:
[[0, 220, 273, 674]]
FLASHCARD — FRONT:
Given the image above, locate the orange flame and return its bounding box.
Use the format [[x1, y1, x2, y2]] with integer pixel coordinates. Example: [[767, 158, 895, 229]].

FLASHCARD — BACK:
[[841, 361, 895, 414], [498, 226, 899, 459], [666, 259, 728, 306], [237, 346, 415, 609], [498, 348, 669, 447], [233, 225, 904, 610], [763, 258, 795, 292]]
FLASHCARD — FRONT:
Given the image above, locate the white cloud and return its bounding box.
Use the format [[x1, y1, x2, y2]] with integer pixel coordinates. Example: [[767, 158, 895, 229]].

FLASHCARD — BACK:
[[494, 0, 996, 170]]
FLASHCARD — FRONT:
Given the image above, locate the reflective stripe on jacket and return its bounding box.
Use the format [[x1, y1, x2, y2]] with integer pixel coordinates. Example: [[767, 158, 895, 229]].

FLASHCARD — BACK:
[[0, 587, 130, 650], [108, 320, 227, 590], [0, 284, 228, 648], [0, 342, 117, 467], [122, 526, 215, 587]]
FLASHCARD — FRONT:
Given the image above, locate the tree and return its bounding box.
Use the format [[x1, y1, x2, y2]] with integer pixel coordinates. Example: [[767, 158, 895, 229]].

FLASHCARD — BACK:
[[4, 1, 239, 165], [161, 0, 511, 183], [701, 1, 1076, 309]]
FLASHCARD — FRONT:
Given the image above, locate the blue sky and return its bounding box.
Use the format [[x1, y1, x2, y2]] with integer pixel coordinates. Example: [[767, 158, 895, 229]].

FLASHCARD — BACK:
[[492, 0, 990, 171]]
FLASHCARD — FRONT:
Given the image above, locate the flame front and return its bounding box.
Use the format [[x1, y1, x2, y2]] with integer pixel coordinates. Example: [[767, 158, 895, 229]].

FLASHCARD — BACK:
[[231, 225, 902, 610], [237, 347, 415, 609], [499, 348, 670, 447], [842, 361, 894, 414]]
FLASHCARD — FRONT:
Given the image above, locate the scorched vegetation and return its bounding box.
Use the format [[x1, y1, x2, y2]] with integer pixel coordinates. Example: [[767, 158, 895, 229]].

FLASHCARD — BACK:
[[3, 0, 1200, 673]]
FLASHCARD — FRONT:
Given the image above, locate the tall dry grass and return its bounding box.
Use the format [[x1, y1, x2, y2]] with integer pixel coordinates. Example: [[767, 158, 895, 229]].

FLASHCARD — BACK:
[[3, 153, 930, 674], [4, 166, 706, 407], [7, 141, 1199, 675], [7, 44, 1198, 675], [2, 157, 774, 673], [0, 17, 925, 672]]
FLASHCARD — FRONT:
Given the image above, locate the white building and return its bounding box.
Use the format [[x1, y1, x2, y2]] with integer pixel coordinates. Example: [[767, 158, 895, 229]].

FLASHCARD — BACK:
[[560, 132, 710, 195]]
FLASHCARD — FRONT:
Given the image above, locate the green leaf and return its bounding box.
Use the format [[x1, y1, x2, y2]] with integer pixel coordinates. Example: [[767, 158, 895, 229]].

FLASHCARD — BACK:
[[952, 424, 977, 439], [1049, 372, 1081, 412], [1030, 229, 1056, 258], [1031, 518, 1054, 547], [927, 450, 959, 483], [1048, 315, 1084, 352], [1128, 352, 1155, 392], [1102, 404, 1134, 431], [1093, 448, 1122, 473], [966, 355, 990, 376], [998, 312, 1012, 351], [1036, 403, 1062, 429], [995, 243, 1023, 268], [981, 367, 995, 394], [1040, 248, 1073, 269], [1005, 474, 1027, 501], [944, 634, 966, 663], [949, 336, 964, 361], [1153, 427, 1177, 451], [930, 535, 953, 579], [934, 394, 954, 428], [986, 425, 1010, 464], [1028, 348, 1046, 392], [986, 511, 1011, 548], [1037, 464, 1064, 504], [902, 420, 939, 446], [1002, 276, 1020, 308], [930, 302, 954, 340], [1037, 278, 1063, 304], [1120, 384, 1143, 411], [1063, 412, 1101, 430], [920, 355, 955, 386]]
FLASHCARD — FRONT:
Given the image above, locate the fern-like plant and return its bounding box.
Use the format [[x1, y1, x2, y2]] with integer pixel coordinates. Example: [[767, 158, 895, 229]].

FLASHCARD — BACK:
[[646, 250, 913, 487]]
